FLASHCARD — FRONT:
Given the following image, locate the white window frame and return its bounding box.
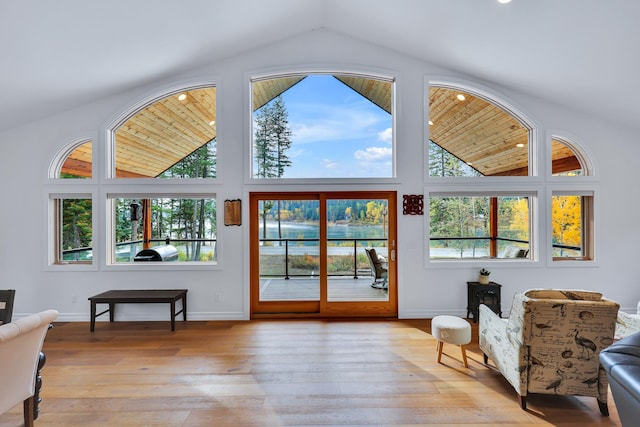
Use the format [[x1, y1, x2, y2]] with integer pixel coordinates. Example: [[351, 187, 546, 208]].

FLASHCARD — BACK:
[[247, 69, 398, 184], [104, 192, 220, 271]]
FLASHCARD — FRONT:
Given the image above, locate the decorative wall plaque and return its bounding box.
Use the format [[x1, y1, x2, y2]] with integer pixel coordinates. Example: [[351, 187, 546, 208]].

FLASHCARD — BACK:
[[403, 194, 423, 215], [224, 199, 242, 226]]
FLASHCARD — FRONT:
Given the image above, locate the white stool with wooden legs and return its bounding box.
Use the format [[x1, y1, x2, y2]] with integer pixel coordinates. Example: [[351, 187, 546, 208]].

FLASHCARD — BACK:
[[431, 315, 472, 368]]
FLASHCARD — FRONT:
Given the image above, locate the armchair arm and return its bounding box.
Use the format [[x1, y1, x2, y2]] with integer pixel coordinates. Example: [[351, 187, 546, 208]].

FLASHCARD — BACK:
[[479, 304, 529, 397], [616, 310, 640, 340]]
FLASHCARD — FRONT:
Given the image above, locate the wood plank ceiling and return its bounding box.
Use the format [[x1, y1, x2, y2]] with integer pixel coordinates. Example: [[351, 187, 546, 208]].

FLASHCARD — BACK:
[[60, 76, 579, 179]]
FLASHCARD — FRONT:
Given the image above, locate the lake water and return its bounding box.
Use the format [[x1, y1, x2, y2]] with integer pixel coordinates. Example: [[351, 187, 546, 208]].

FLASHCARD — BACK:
[[260, 221, 385, 241]]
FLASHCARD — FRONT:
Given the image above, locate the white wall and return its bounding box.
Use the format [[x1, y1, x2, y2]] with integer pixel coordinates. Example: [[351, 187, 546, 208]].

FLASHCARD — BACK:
[[1, 29, 638, 322]]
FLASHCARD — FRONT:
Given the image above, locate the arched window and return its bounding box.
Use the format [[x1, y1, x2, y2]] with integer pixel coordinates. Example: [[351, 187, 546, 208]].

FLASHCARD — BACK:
[[550, 136, 594, 261], [50, 139, 93, 179], [104, 85, 218, 264], [47, 84, 220, 268], [551, 137, 589, 176], [47, 139, 95, 266], [427, 84, 535, 261], [428, 86, 531, 177], [112, 87, 217, 179]]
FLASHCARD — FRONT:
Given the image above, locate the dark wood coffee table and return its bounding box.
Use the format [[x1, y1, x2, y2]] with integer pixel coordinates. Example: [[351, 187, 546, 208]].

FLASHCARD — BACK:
[[89, 289, 187, 331]]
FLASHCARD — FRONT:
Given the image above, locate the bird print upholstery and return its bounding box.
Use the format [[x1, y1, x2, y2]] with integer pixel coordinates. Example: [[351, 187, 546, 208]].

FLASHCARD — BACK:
[[479, 289, 619, 415]]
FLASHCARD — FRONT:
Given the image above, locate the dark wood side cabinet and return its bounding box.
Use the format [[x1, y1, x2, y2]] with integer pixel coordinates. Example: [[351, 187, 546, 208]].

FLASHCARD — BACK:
[[467, 281, 502, 323]]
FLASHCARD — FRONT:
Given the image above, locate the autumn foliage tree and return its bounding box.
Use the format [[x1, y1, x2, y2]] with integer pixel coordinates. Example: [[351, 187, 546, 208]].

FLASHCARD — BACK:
[[552, 195, 582, 255]]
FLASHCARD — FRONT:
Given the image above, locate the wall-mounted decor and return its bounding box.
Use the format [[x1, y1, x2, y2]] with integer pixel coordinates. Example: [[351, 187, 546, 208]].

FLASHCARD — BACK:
[[403, 194, 424, 215], [224, 199, 242, 226]]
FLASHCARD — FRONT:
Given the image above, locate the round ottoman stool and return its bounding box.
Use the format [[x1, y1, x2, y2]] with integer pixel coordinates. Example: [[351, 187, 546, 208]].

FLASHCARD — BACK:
[[431, 315, 472, 368]]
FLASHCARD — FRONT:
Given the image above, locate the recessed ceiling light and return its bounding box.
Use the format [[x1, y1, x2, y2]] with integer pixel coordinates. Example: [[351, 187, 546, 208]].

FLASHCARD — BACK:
[[178, 93, 187, 101], [456, 94, 466, 101], [516, 143, 525, 148], [209, 120, 216, 126], [498, 0, 512, 4], [428, 120, 433, 126]]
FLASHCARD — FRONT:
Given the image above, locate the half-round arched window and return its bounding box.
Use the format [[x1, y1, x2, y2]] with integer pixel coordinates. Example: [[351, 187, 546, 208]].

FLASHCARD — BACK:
[[111, 86, 217, 179], [50, 139, 92, 179], [428, 86, 531, 177], [551, 137, 590, 176]]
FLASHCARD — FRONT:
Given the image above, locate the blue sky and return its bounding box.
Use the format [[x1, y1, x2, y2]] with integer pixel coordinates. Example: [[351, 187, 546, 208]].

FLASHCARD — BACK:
[[255, 75, 393, 178]]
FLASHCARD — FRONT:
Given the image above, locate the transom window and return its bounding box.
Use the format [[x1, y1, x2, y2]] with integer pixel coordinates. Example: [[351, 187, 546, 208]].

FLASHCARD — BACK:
[[58, 140, 92, 179], [551, 137, 584, 176], [428, 86, 530, 177], [113, 87, 217, 179], [251, 73, 394, 179]]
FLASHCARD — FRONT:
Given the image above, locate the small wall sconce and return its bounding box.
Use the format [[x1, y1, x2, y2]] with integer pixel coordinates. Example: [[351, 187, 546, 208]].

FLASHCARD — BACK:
[[403, 195, 424, 215], [224, 199, 242, 226]]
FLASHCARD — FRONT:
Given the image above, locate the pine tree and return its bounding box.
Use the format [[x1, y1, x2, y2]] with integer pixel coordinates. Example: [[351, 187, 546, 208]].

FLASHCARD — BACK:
[[254, 95, 293, 239]]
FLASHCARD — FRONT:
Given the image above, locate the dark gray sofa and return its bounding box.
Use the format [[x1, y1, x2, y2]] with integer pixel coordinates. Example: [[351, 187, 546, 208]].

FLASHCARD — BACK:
[[600, 331, 640, 426]]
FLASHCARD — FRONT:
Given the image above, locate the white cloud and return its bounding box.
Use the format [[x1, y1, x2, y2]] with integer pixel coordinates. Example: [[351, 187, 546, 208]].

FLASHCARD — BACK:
[[353, 146, 392, 161], [287, 148, 305, 158], [289, 103, 388, 144], [322, 158, 339, 169], [378, 127, 392, 143]]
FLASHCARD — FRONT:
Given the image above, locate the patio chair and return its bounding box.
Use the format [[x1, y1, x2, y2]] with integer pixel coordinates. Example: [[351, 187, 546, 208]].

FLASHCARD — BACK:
[[480, 289, 619, 415], [365, 248, 388, 289]]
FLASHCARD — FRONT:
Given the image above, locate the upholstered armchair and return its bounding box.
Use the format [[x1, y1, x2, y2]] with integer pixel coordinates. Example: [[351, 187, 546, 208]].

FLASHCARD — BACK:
[[0, 310, 58, 427], [479, 289, 619, 415]]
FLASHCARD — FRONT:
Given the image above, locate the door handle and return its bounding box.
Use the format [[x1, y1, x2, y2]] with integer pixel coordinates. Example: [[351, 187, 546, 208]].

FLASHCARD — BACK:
[[391, 249, 396, 261]]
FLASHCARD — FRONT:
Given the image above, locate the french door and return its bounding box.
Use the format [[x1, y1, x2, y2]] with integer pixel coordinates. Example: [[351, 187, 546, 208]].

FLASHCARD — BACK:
[[250, 191, 397, 317]]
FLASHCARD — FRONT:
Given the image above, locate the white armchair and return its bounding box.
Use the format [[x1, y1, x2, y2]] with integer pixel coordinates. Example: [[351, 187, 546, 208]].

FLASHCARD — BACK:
[[0, 310, 58, 427], [615, 301, 640, 339]]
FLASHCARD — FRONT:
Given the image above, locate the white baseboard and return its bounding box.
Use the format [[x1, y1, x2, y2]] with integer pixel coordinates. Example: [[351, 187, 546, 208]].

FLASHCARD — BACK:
[[35, 311, 247, 322]]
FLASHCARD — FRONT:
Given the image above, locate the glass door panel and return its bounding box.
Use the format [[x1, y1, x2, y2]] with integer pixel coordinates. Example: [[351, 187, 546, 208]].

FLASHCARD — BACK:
[[326, 198, 389, 302], [257, 199, 320, 302]]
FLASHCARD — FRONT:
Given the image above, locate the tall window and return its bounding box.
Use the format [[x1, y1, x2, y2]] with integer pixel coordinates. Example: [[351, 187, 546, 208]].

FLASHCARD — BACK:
[[52, 196, 93, 264], [550, 136, 594, 261], [552, 193, 592, 260], [251, 73, 394, 178], [48, 138, 95, 266]]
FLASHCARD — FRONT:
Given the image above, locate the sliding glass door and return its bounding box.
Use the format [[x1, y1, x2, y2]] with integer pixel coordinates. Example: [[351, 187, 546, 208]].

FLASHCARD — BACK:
[[250, 191, 397, 317]]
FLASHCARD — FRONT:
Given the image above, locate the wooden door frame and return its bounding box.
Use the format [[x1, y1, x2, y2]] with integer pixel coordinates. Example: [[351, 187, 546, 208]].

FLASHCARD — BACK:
[[249, 191, 397, 318]]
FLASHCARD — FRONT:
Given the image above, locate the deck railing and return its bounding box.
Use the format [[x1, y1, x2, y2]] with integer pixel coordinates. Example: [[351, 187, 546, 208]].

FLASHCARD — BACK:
[[62, 237, 218, 262], [259, 237, 387, 279], [429, 236, 581, 258]]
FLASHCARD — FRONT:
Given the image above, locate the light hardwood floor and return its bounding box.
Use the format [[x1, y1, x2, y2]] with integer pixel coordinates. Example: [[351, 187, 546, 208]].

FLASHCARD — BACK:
[[1, 319, 622, 426]]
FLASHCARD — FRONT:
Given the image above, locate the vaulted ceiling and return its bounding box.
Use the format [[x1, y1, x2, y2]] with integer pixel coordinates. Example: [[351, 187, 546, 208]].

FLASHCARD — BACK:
[[2, 0, 639, 135]]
